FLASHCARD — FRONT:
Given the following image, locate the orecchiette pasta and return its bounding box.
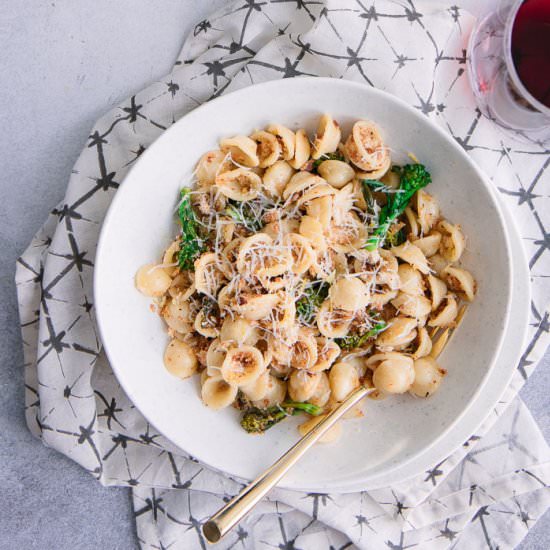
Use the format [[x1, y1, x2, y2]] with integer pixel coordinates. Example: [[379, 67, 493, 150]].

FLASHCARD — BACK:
[[136, 264, 172, 297], [196, 150, 233, 186], [438, 220, 466, 262], [201, 375, 238, 409], [163, 339, 198, 379], [312, 114, 341, 159], [136, 114, 476, 435], [220, 345, 265, 386], [344, 120, 390, 173], [220, 135, 259, 167], [409, 357, 446, 397], [215, 168, 262, 201], [262, 160, 295, 198], [251, 130, 282, 168], [267, 124, 296, 161]]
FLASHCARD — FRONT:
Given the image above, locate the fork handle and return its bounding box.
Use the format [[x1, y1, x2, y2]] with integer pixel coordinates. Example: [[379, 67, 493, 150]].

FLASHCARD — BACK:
[[202, 385, 373, 543]]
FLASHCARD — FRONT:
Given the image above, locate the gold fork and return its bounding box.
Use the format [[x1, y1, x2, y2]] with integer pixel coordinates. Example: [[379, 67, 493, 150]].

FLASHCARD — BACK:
[[202, 304, 468, 543]]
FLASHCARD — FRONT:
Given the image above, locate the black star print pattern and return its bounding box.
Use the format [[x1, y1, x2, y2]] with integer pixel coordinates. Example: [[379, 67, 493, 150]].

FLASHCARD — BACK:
[[14, 1, 550, 549]]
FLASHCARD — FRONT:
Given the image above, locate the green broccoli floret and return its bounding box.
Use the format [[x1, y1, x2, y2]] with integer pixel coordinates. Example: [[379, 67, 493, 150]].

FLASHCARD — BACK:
[[335, 321, 387, 350], [177, 188, 204, 270], [295, 281, 330, 325], [364, 163, 431, 251], [240, 401, 322, 434]]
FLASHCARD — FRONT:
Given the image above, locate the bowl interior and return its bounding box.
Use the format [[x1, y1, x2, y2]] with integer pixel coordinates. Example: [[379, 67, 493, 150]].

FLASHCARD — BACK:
[[94, 78, 512, 491]]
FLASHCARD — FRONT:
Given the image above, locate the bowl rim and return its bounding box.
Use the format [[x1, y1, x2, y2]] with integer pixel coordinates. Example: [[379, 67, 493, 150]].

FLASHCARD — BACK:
[[94, 76, 513, 489]]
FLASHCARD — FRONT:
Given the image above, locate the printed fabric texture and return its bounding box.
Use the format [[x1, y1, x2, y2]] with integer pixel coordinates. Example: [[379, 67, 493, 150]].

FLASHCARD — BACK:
[[15, 1, 550, 549]]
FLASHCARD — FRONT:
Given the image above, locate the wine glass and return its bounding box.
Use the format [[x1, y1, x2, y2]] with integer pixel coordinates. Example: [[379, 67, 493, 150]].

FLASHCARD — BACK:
[[468, 0, 550, 143]]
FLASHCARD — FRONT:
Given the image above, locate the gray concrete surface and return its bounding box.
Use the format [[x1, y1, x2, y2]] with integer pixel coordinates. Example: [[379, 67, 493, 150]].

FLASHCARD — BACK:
[[0, 1, 547, 549]]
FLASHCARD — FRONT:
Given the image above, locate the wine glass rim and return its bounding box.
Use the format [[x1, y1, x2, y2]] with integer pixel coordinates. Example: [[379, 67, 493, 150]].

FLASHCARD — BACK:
[[504, 0, 550, 117]]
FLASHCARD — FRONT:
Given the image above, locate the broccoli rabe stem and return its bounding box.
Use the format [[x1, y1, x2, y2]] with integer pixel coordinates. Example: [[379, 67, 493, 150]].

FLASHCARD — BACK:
[[364, 163, 431, 251], [240, 401, 322, 434]]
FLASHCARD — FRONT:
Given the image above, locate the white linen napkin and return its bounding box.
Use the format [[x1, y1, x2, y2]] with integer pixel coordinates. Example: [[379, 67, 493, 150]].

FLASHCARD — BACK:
[[16, 1, 550, 548]]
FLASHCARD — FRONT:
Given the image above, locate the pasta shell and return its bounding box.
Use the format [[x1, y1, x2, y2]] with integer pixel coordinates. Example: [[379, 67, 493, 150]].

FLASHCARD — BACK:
[[375, 316, 417, 351], [269, 292, 297, 330], [288, 370, 322, 402], [428, 294, 458, 327], [289, 128, 311, 169], [309, 371, 331, 407], [329, 361, 360, 402], [426, 274, 447, 311], [398, 264, 425, 295], [413, 232, 442, 257], [412, 327, 433, 359], [219, 317, 259, 346], [267, 124, 296, 160], [284, 233, 316, 275], [194, 253, 225, 297], [194, 309, 219, 338], [306, 196, 333, 230], [344, 120, 389, 172], [329, 212, 367, 253], [329, 277, 370, 311], [378, 249, 400, 289], [391, 292, 432, 318], [438, 220, 466, 262], [235, 292, 281, 321], [162, 239, 181, 277], [206, 338, 226, 375], [252, 375, 287, 408], [443, 266, 477, 302], [219, 237, 243, 278], [310, 337, 341, 372], [317, 300, 354, 338], [298, 414, 342, 444], [220, 135, 259, 167], [135, 263, 172, 297], [168, 271, 195, 301], [428, 253, 449, 277], [251, 130, 282, 168], [312, 114, 341, 159], [215, 168, 262, 201], [318, 160, 355, 188], [163, 339, 198, 379], [299, 215, 327, 251], [415, 190, 440, 234], [220, 345, 265, 386], [237, 233, 292, 278], [196, 150, 233, 187], [241, 371, 270, 401], [410, 356, 445, 397], [283, 171, 326, 200], [391, 241, 430, 274], [201, 375, 238, 409], [162, 298, 192, 334], [372, 354, 415, 394], [262, 160, 295, 198], [290, 328, 319, 370], [404, 206, 420, 239]]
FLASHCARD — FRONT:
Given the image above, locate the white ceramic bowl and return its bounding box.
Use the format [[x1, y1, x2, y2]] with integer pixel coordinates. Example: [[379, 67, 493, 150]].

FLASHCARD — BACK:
[[94, 77, 513, 491]]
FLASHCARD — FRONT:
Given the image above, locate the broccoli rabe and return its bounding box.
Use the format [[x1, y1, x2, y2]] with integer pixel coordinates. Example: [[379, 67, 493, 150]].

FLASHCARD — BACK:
[[177, 188, 204, 270], [364, 163, 431, 251], [335, 321, 387, 350], [240, 401, 322, 434], [295, 281, 330, 325]]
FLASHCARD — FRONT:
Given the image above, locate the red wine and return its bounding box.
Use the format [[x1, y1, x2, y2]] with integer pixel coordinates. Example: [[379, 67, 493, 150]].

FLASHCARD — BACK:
[[511, 0, 550, 108]]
